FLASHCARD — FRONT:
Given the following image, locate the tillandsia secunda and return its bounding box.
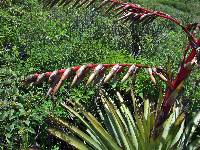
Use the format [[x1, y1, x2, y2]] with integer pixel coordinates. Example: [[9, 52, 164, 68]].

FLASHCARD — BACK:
[[25, 0, 200, 126]]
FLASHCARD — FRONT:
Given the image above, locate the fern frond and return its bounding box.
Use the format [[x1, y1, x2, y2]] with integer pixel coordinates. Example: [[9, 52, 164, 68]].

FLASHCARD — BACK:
[[23, 64, 172, 96]]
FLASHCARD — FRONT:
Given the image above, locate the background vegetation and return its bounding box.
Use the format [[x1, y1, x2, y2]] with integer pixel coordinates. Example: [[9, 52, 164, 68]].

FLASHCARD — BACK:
[[0, 0, 200, 149]]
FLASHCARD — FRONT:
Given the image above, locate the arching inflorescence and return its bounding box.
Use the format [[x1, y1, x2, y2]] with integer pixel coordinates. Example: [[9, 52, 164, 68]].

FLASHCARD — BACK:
[[23, 64, 172, 96]]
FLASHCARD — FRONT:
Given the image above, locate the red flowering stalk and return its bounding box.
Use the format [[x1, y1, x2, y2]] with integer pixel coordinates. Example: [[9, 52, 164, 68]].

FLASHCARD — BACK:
[[154, 23, 200, 125], [158, 37, 200, 124]]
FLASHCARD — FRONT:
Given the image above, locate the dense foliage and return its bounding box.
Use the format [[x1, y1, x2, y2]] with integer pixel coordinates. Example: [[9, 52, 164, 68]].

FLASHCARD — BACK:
[[0, 0, 200, 149]]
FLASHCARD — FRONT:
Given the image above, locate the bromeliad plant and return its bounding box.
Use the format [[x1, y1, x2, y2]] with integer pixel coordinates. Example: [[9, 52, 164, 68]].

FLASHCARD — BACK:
[[48, 90, 200, 150], [23, 0, 200, 148]]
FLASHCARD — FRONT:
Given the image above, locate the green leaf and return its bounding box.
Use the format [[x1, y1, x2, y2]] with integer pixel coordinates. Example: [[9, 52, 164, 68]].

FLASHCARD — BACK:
[[48, 128, 91, 150], [101, 96, 133, 150], [162, 113, 185, 149], [116, 92, 138, 149], [159, 112, 175, 149], [171, 119, 184, 147], [24, 119, 30, 126], [188, 137, 200, 150], [27, 128, 36, 134], [61, 102, 120, 150], [82, 109, 121, 150], [182, 111, 200, 147], [144, 99, 150, 121], [50, 115, 103, 150], [98, 99, 123, 147]]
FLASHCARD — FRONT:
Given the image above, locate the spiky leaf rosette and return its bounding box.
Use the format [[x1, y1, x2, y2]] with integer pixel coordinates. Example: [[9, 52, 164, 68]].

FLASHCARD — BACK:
[[23, 64, 172, 96], [48, 91, 200, 150]]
